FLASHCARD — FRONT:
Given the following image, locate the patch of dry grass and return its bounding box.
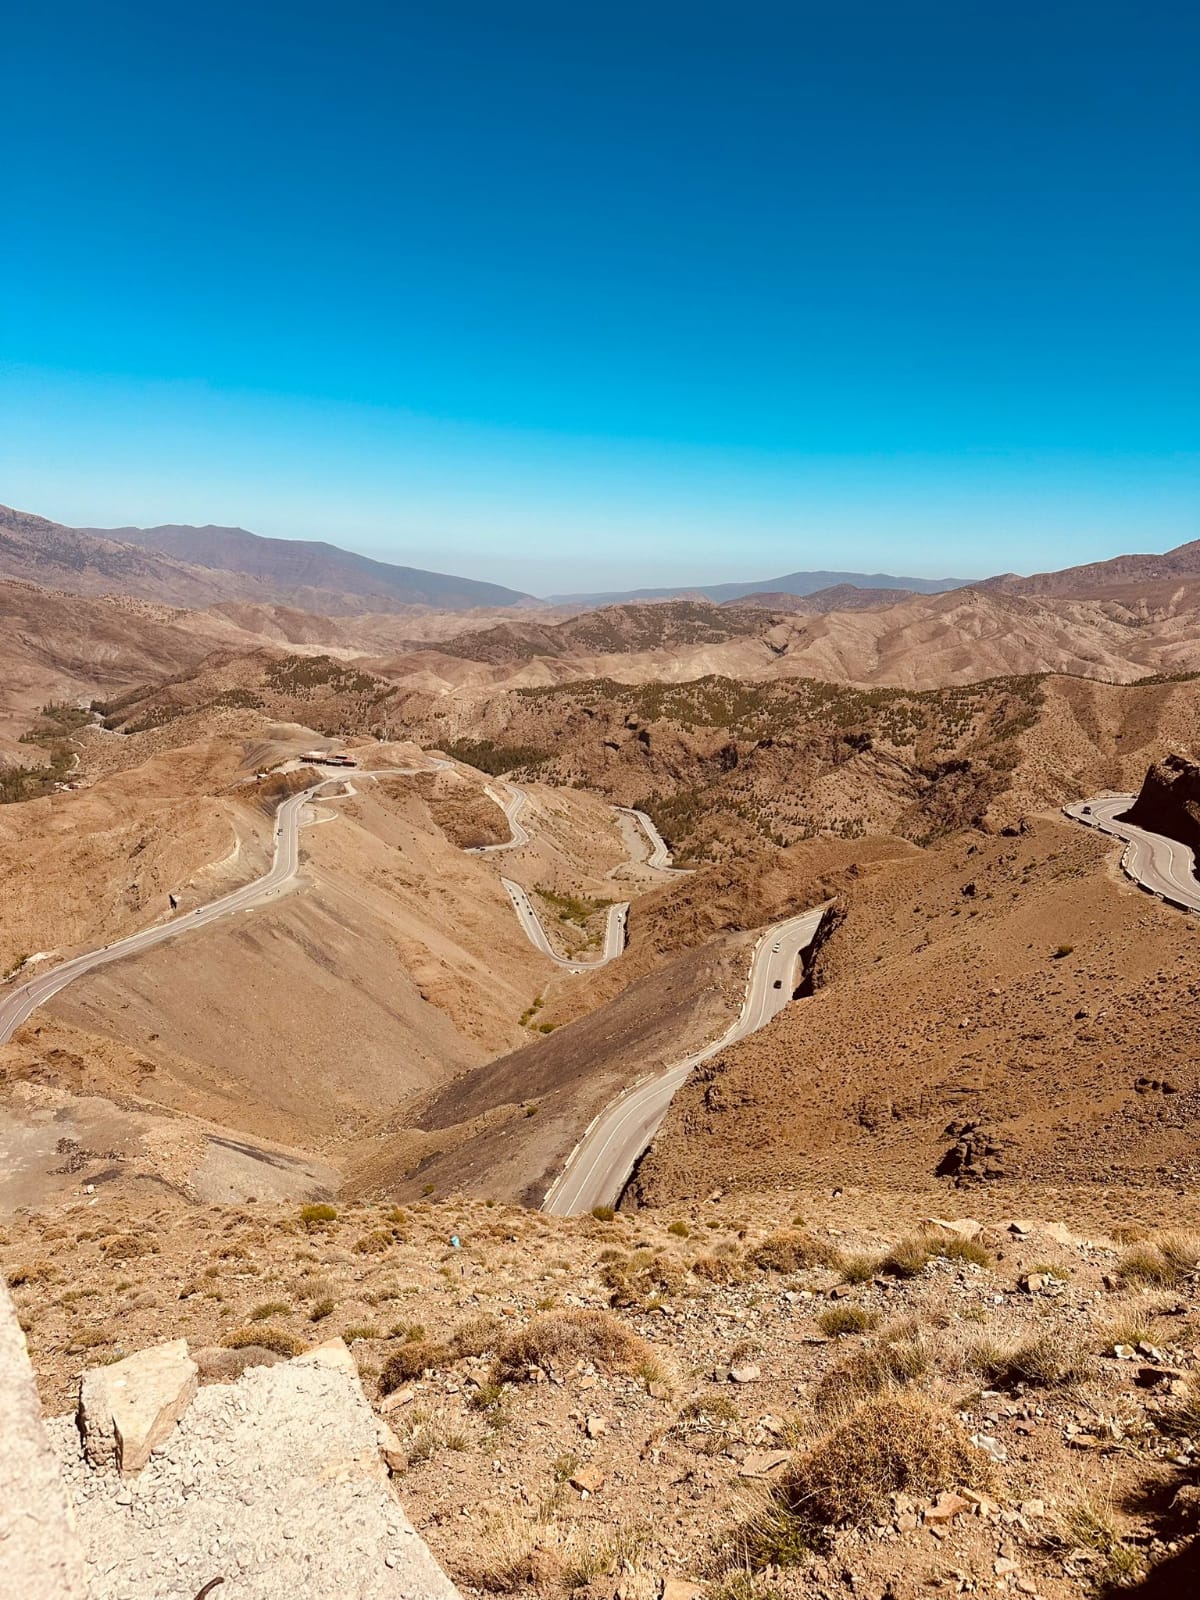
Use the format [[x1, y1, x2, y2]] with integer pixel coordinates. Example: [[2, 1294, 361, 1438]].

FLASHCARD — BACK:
[[777, 1393, 991, 1530], [746, 1230, 842, 1274], [493, 1308, 653, 1382], [379, 1339, 450, 1393], [969, 1330, 1091, 1390], [813, 1318, 932, 1417], [223, 1324, 304, 1357]]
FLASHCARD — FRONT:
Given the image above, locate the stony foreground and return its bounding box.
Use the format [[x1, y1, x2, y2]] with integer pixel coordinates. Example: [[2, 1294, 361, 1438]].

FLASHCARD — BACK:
[[5, 1190, 1200, 1599]]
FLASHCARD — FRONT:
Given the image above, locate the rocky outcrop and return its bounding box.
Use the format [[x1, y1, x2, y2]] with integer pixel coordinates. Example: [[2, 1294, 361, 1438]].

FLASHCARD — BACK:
[[1124, 755, 1200, 872], [50, 1336, 462, 1600], [0, 1284, 87, 1600], [78, 1338, 198, 1474]]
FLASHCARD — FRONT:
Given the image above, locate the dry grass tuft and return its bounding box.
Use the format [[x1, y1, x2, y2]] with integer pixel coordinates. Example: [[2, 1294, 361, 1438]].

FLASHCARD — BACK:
[[449, 1313, 503, 1359], [493, 1308, 653, 1383], [969, 1330, 1091, 1390], [813, 1318, 931, 1416], [223, 1324, 304, 1357], [777, 1393, 990, 1530], [816, 1304, 877, 1339], [747, 1230, 842, 1274], [379, 1340, 450, 1393]]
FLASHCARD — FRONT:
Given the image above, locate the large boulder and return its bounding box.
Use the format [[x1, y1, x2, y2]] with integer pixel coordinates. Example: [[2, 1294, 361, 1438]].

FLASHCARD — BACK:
[[78, 1337, 198, 1475]]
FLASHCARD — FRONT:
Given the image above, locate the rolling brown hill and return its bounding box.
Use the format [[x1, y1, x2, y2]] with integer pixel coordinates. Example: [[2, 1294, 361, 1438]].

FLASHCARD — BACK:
[[0, 503, 534, 614], [724, 583, 915, 612]]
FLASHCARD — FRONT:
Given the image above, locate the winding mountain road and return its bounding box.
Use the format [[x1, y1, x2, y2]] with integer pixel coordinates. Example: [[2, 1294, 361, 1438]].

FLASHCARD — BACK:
[[500, 879, 629, 972], [616, 807, 679, 871], [542, 902, 831, 1215], [1064, 793, 1200, 912], [0, 762, 448, 1047], [469, 783, 530, 851]]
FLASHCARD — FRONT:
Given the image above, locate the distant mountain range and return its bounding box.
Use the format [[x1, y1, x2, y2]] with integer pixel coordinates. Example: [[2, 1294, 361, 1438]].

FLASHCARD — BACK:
[[548, 569, 970, 605], [0, 505, 534, 614], [7, 499, 1200, 618]]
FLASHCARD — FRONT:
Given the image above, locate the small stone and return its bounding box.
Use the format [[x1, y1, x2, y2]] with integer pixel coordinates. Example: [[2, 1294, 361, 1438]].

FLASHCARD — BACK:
[[994, 1557, 1019, 1577], [924, 1491, 970, 1524], [585, 1415, 607, 1439], [661, 1581, 703, 1600], [729, 1364, 761, 1384], [570, 1467, 605, 1494]]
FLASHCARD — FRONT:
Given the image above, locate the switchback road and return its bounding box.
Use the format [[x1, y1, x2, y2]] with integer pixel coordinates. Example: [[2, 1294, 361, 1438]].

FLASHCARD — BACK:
[[500, 879, 629, 972], [1064, 794, 1200, 913], [542, 902, 831, 1215], [468, 783, 530, 851], [615, 807, 678, 870], [0, 762, 448, 1047]]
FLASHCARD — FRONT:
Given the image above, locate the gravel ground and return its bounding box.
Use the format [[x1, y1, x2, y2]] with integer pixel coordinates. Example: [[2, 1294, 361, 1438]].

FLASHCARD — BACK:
[[46, 1354, 460, 1600]]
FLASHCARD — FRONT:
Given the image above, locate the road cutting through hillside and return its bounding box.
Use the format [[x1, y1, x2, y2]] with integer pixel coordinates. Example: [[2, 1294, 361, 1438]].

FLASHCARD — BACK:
[[615, 806, 680, 870], [467, 782, 531, 851], [542, 901, 831, 1216], [500, 879, 629, 972], [0, 762, 450, 1047], [1064, 793, 1200, 911]]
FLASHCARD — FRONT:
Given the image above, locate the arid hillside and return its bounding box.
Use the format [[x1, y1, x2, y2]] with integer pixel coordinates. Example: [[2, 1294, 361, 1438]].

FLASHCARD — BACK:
[[7, 1186, 1200, 1600], [633, 811, 1200, 1214]]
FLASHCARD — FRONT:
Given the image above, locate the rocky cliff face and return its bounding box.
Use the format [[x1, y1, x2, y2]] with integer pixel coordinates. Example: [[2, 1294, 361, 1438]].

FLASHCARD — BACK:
[[1125, 754, 1200, 869]]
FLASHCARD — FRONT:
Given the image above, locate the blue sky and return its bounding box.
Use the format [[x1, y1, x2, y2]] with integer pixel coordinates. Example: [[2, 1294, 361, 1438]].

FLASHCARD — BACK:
[[3, 1, 1196, 594]]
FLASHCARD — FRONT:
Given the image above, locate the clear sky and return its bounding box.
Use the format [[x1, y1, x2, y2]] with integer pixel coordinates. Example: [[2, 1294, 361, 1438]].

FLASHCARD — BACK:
[[3, 1, 1196, 594]]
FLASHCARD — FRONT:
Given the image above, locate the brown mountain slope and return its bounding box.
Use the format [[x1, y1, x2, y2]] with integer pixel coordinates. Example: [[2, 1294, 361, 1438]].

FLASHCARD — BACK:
[[633, 811, 1200, 1207], [725, 583, 915, 612], [366, 588, 1200, 692], [0, 503, 534, 614], [982, 537, 1200, 597]]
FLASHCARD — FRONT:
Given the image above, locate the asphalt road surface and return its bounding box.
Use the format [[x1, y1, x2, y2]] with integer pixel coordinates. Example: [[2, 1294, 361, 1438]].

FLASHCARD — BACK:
[[500, 879, 629, 971], [0, 762, 447, 1047], [542, 902, 830, 1215], [1064, 793, 1200, 912], [469, 783, 531, 851], [615, 807, 677, 870]]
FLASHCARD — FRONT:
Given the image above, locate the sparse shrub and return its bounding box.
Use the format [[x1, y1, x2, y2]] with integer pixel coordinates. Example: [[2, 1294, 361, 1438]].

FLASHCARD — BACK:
[[934, 1235, 993, 1269], [391, 1321, 427, 1343], [100, 1232, 156, 1261], [813, 1319, 931, 1416], [1052, 944, 1074, 959], [559, 1525, 648, 1591], [747, 1229, 841, 1274], [249, 1299, 290, 1321], [838, 1253, 879, 1285], [969, 1330, 1090, 1390], [493, 1308, 652, 1383], [668, 1221, 690, 1238], [878, 1236, 933, 1279], [343, 1324, 381, 1343], [224, 1324, 304, 1357], [775, 1394, 991, 1530], [353, 1228, 396, 1255], [1118, 1245, 1179, 1287], [7, 1259, 55, 1287], [299, 1203, 337, 1230], [692, 1252, 745, 1285], [379, 1340, 449, 1393], [309, 1297, 335, 1322], [450, 1313, 503, 1359], [817, 1304, 877, 1338], [591, 1205, 616, 1222]]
